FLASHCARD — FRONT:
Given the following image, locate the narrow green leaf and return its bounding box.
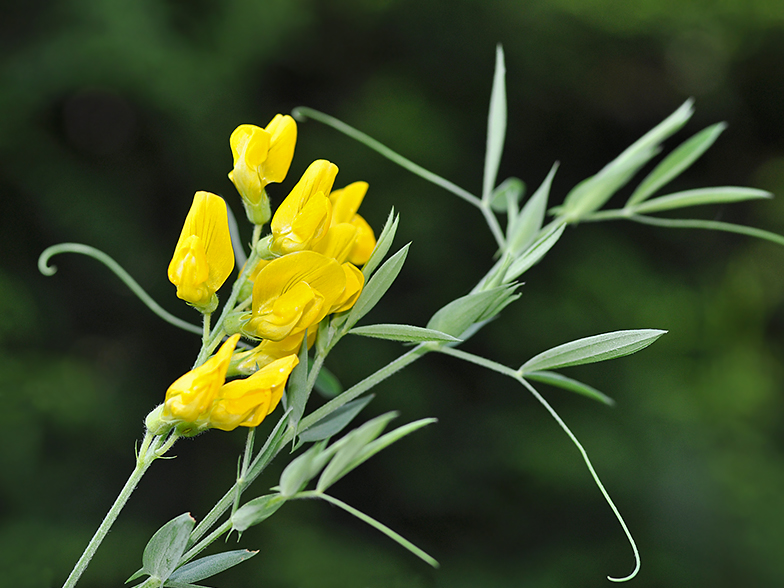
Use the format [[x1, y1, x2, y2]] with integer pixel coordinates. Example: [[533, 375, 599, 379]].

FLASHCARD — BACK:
[[298, 395, 375, 443], [506, 163, 558, 254], [490, 177, 525, 213], [482, 44, 507, 203], [314, 364, 343, 398], [426, 285, 516, 338], [349, 323, 461, 343], [346, 418, 437, 475], [278, 443, 326, 497], [561, 148, 656, 221], [231, 495, 287, 533], [167, 550, 258, 583], [142, 513, 195, 582], [521, 329, 666, 373], [630, 214, 784, 247], [362, 209, 398, 279], [344, 244, 410, 330], [627, 122, 727, 206], [526, 370, 615, 406], [316, 412, 398, 492], [629, 187, 771, 215], [504, 220, 565, 281], [561, 100, 694, 220], [286, 329, 311, 432]]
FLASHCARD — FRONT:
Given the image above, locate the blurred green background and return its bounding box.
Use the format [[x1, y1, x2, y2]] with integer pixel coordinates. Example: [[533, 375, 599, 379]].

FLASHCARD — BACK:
[[2, 1, 784, 586]]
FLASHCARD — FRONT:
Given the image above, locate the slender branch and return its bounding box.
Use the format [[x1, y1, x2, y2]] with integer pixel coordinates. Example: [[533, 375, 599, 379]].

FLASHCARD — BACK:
[[292, 107, 482, 209], [516, 376, 640, 583], [38, 243, 201, 336], [61, 432, 177, 588], [294, 491, 439, 568]]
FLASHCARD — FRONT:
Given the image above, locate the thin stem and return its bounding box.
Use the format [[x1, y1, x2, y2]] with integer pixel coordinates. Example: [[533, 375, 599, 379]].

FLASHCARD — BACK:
[[294, 491, 439, 568], [292, 344, 430, 440], [516, 376, 640, 583], [433, 345, 519, 378], [202, 313, 211, 347], [292, 107, 482, 209], [38, 243, 201, 336], [179, 520, 233, 567], [61, 432, 176, 588], [481, 204, 506, 250]]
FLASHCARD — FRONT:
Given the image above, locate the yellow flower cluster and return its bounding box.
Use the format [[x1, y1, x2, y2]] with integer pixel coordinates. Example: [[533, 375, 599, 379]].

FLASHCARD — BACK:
[[158, 113, 376, 433]]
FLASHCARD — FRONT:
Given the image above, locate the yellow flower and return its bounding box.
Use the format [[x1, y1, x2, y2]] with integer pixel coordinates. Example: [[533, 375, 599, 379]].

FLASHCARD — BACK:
[[330, 262, 365, 313], [328, 181, 376, 266], [270, 160, 338, 255], [162, 334, 240, 424], [230, 330, 315, 376], [244, 250, 346, 341], [229, 115, 297, 225], [168, 191, 235, 312], [206, 354, 299, 431]]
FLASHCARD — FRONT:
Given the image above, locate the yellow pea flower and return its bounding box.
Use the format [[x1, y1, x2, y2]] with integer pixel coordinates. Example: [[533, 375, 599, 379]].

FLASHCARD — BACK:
[[207, 354, 299, 431], [244, 250, 345, 341], [230, 329, 316, 376], [328, 181, 376, 266], [229, 114, 297, 225], [270, 160, 338, 255], [162, 334, 240, 425], [330, 262, 365, 313], [168, 191, 235, 313]]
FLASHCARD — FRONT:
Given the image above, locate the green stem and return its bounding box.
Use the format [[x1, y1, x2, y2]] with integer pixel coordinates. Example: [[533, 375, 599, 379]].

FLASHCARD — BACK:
[[292, 107, 482, 209], [38, 243, 201, 336], [294, 491, 439, 568], [481, 203, 506, 250], [179, 520, 233, 567], [61, 432, 177, 588], [515, 376, 640, 583], [292, 344, 430, 439]]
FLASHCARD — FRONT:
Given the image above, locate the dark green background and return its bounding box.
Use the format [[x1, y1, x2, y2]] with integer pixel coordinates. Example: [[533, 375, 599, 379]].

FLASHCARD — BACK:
[[2, 1, 784, 586]]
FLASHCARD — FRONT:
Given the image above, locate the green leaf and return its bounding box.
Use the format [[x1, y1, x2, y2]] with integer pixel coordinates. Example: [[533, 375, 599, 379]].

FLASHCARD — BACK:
[[349, 323, 461, 343], [504, 220, 566, 281], [345, 417, 437, 476], [427, 285, 517, 338], [506, 163, 558, 254], [560, 148, 656, 221], [344, 244, 410, 330], [482, 44, 507, 203], [167, 550, 258, 583], [142, 513, 195, 582], [560, 100, 694, 220], [278, 443, 327, 497], [286, 329, 311, 432], [520, 329, 666, 373], [629, 187, 771, 215], [231, 495, 287, 533], [362, 209, 398, 279], [298, 395, 375, 444], [526, 370, 615, 406], [314, 364, 343, 398], [316, 412, 398, 492], [626, 122, 727, 206], [490, 177, 525, 213]]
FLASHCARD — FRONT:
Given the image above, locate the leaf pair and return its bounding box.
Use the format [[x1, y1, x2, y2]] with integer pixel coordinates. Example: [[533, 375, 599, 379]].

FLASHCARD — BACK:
[[127, 513, 256, 587]]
